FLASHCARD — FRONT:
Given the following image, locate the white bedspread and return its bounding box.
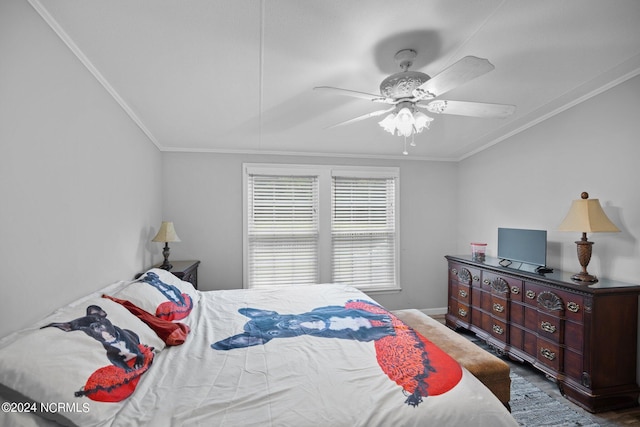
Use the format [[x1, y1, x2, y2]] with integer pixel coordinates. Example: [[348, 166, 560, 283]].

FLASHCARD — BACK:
[[115, 284, 516, 427], [2, 284, 517, 427]]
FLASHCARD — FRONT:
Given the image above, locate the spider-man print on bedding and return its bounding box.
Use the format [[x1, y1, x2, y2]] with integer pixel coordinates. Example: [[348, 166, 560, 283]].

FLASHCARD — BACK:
[[139, 271, 193, 320], [41, 305, 154, 402], [211, 300, 462, 406]]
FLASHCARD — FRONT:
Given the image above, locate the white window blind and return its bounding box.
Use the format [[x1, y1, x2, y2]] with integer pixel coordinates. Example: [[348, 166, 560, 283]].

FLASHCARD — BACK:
[[331, 176, 397, 289], [244, 164, 399, 291], [247, 173, 319, 287]]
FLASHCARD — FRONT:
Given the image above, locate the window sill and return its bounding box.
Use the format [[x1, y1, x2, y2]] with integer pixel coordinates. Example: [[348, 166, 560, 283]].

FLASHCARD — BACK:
[[357, 286, 402, 295]]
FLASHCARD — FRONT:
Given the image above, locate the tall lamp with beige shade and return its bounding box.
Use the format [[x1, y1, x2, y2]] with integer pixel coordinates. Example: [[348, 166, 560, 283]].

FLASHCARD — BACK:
[[152, 221, 181, 270], [558, 192, 620, 283]]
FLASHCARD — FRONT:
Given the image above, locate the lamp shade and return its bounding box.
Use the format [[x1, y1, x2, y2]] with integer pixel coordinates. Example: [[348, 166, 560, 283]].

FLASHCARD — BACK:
[[558, 192, 620, 233], [152, 221, 181, 243]]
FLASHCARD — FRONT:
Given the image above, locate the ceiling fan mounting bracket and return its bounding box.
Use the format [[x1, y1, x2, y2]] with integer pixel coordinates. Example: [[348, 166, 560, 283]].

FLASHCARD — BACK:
[[394, 49, 417, 71]]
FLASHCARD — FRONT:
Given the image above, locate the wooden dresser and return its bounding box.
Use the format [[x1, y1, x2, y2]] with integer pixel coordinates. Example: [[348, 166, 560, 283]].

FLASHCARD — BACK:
[[445, 255, 640, 413]]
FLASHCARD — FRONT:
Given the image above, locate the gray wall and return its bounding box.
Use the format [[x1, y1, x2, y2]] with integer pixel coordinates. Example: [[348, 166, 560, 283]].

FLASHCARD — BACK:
[[162, 153, 458, 312], [457, 74, 640, 284], [0, 0, 163, 338]]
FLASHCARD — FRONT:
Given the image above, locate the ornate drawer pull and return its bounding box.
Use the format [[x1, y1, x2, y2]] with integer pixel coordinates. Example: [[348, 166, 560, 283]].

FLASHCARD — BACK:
[[526, 290, 536, 299], [492, 324, 504, 335], [473, 275, 480, 282], [540, 348, 556, 361], [483, 279, 491, 285], [541, 321, 557, 334], [493, 303, 505, 313], [458, 308, 468, 318], [459, 289, 468, 298], [567, 302, 580, 313], [451, 268, 458, 275], [511, 286, 520, 295]]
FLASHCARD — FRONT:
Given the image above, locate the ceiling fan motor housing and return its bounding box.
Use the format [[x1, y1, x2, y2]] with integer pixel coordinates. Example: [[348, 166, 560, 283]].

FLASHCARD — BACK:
[[380, 71, 431, 99]]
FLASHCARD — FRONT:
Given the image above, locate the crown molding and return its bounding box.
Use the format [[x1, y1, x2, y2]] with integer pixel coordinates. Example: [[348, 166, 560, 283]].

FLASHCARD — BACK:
[[28, 0, 162, 151]]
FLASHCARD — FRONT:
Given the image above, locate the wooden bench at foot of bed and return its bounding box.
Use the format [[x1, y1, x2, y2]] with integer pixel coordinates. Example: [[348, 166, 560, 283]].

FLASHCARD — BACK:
[[391, 309, 511, 409]]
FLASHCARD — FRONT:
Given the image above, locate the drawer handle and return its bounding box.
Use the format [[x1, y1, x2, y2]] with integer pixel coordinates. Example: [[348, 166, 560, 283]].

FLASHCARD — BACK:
[[483, 279, 491, 285], [541, 321, 557, 334], [493, 303, 505, 313], [567, 302, 580, 313], [492, 324, 504, 335], [451, 268, 458, 275], [459, 289, 468, 298], [526, 290, 536, 299], [511, 286, 520, 295], [473, 275, 480, 282], [540, 347, 556, 361], [458, 308, 468, 318]]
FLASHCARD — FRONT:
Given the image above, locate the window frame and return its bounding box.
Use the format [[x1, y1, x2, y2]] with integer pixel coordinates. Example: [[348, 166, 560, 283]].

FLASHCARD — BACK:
[[243, 163, 400, 292]]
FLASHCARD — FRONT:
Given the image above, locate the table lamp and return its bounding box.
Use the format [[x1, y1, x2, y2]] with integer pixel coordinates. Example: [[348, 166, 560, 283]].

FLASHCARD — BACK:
[[152, 221, 181, 270], [558, 192, 619, 283]]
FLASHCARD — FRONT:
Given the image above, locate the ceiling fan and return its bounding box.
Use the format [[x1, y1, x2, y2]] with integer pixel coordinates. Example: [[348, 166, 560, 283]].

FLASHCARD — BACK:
[[314, 49, 516, 154]]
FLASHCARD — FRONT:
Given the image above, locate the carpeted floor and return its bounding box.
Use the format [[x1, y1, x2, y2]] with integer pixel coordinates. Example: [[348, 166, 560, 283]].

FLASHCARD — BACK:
[[509, 370, 599, 426], [461, 330, 600, 426]]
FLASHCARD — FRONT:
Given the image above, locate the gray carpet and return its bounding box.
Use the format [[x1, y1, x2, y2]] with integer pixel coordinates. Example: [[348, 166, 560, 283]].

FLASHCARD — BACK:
[[509, 371, 600, 426], [459, 330, 600, 426]]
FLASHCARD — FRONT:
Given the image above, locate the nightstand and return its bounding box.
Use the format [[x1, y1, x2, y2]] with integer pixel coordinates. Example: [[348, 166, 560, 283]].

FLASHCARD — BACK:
[[156, 260, 200, 289]]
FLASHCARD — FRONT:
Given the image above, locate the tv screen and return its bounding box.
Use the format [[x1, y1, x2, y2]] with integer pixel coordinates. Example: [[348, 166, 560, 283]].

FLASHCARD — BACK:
[[497, 228, 547, 267]]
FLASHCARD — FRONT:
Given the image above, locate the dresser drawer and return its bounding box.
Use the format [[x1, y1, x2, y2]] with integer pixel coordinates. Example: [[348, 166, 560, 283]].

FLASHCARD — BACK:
[[454, 302, 471, 322], [450, 263, 479, 287], [490, 318, 508, 342], [537, 338, 562, 372], [522, 282, 545, 307], [564, 296, 584, 322], [509, 280, 524, 302], [456, 284, 471, 303], [555, 291, 584, 323], [491, 295, 509, 320], [537, 312, 562, 343], [524, 282, 565, 314], [483, 272, 521, 296]]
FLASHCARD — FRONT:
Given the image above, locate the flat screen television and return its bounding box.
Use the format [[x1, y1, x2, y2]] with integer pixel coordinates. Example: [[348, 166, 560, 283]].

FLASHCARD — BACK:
[[497, 228, 547, 267]]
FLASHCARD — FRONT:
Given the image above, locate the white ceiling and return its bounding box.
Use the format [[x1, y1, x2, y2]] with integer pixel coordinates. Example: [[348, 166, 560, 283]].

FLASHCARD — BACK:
[[31, 0, 640, 160]]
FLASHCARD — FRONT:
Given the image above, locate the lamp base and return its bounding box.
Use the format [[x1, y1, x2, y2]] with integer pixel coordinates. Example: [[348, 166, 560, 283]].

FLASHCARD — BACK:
[[160, 242, 172, 271], [571, 234, 598, 284], [571, 272, 598, 283], [159, 261, 173, 271]]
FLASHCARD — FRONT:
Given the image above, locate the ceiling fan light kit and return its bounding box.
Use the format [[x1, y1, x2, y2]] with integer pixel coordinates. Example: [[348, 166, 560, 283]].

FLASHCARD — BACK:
[[314, 49, 516, 155]]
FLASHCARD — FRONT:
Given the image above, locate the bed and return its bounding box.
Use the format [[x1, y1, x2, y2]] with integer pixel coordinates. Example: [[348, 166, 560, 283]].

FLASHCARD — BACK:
[[0, 268, 517, 427]]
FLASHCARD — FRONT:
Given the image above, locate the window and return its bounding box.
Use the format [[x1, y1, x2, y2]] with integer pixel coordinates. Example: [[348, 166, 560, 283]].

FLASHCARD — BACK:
[[332, 175, 397, 289], [243, 164, 399, 292], [246, 173, 319, 287]]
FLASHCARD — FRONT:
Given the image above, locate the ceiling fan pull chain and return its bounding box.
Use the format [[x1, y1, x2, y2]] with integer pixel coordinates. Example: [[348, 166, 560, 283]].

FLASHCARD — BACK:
[[403, 137, 408, 156]]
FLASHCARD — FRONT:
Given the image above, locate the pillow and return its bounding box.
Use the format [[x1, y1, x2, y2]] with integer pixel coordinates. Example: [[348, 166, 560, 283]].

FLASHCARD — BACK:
[[110, 268, 199, 321], [0, 297, 165, 426], [102, 294, 190, 346]]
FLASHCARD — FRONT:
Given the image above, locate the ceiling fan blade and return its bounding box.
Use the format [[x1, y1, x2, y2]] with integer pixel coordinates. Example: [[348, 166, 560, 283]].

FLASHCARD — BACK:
[[412, 56, 495, 100], [418, 100, 516, 118], [326, 107, 396, 129], [314, 86, 392, 103]]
